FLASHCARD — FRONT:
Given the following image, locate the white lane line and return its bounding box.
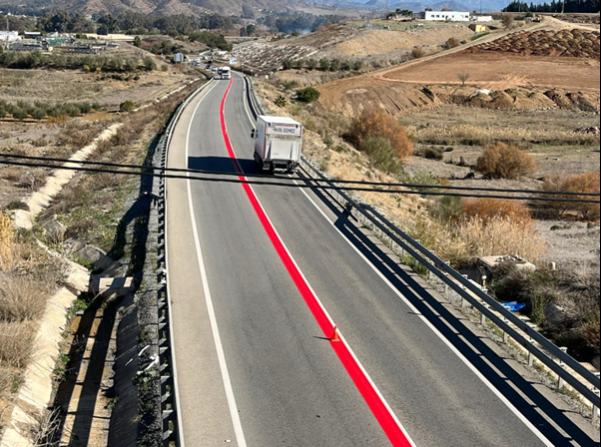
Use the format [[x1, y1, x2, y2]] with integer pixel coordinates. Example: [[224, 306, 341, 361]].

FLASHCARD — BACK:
[[165, 80, 217, 447], [184, 81, 248, 447], [293, 183, 555, 447]]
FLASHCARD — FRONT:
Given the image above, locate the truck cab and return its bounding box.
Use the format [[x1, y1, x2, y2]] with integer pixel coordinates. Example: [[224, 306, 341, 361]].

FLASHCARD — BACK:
[[218, 66, 231, 80]]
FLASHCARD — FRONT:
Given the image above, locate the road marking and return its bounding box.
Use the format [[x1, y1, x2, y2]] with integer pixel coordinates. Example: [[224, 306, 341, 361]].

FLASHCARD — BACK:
[[292, 183, 555, 447], [234, 73, 553, 446], [183, 80, 248, 447], [221, 75, 415, 447], [165, 80, 217, 447]]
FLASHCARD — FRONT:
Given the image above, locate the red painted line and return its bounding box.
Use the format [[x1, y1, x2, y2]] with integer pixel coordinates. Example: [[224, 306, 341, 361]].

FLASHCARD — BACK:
[[219, 77, 413, 447]]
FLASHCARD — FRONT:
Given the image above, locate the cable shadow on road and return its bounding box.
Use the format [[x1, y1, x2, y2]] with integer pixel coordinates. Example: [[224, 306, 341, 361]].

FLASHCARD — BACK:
[[188, 156, 258, 175], [304, 182, 598, 447]]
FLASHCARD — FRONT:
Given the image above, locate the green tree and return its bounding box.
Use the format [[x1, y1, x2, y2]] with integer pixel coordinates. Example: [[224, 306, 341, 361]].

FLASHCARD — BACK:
[[134, 36, 142, 47], [296, 87, 321, 103], [143, 56, 157, 71], [120, 101, 135, 112]]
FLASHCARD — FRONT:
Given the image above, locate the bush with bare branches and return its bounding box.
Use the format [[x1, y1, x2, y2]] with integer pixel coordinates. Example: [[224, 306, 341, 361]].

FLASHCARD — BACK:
[[475, 142, 536, 179], [541, 170, 600, 220]]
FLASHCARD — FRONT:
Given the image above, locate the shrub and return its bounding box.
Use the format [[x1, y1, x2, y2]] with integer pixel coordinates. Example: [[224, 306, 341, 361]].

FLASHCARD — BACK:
[[120, 101, 135, 112], [411, 46, 426, 59], [11, 108, 28, 121], [541, 170, 600, 220], [143, 56, 157, 71], [319, 59, 331, 71], [463, 198, 532, 227], [475, 143, 536, 179], [346, 109, 414, 162], [296, 87, 321, 103], [31, 107, 46, 121], [275, 96, 287, 108], [446, 37, 461, 49], [360, 137, 404, 175], [422, 147, 444, 160]]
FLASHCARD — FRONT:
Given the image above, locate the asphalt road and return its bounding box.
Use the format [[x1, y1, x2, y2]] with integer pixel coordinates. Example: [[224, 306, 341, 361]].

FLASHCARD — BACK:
[[166, 74, 600, 447]]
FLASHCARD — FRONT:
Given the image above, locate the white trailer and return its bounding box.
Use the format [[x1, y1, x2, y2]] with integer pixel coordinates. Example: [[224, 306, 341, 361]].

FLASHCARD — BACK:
[[252, 116, 303, 173], [218, 66, 231, 80]]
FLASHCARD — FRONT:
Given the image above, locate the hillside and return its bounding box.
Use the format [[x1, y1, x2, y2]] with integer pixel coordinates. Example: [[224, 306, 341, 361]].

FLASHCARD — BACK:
[[0, 0, 314, 16]]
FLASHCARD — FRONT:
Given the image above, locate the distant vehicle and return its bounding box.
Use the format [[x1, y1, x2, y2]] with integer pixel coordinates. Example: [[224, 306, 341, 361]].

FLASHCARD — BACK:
[[251, 116, 303, 173], [218, 66, 231, 80]]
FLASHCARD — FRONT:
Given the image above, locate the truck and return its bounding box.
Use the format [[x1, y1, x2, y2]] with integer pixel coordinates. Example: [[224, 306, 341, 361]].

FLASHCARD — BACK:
[[251, 116, 303, 173], [218, 66, 231, 80]]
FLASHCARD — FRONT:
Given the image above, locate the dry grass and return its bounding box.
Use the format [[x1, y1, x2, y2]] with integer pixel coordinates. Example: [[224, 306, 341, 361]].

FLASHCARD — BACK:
[[0, 275, 50, 323], [0, 215, 16, 273], [0, 322, 36, 370], [415, 123, 600, 147], [414, 215, 547, 267], [463, 198, 533, 227]]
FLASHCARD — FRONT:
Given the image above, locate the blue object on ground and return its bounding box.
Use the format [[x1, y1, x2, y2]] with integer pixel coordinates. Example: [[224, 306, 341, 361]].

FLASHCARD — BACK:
[[502, 302, 526, 312]]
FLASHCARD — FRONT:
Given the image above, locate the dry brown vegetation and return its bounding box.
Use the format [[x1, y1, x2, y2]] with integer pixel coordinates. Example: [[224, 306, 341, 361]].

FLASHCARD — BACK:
[[41, 81, 204, 252], [475, 143, 537, 179], [464, 198, 532, 226], [0, 214, 62, 421], [346, 109, 413, 162], [541, 170, 601, 220]]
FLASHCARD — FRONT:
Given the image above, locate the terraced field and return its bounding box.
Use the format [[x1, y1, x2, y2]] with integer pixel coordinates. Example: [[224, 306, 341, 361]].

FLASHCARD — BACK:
[[469, 29, 600, 61]]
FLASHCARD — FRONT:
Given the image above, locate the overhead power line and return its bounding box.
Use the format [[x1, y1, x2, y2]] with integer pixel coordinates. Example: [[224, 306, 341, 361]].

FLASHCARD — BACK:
[[1, 158, 599, 205], [1, 153, 599, 198]]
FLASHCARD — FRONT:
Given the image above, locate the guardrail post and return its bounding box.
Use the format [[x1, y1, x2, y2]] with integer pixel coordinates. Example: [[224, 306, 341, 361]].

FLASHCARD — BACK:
[[557, 347, 568, 390], [503, 318, 510, 344], [593, 384, 600, 420]]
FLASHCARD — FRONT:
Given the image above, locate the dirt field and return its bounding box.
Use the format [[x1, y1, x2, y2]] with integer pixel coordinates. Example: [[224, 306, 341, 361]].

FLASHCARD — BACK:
[[381, 52, 599, 91], [0, 65, 198, 110]]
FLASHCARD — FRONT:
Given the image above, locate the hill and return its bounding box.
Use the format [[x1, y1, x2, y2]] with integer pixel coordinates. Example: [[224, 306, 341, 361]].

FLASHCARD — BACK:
[[0, 0, 315, 16]]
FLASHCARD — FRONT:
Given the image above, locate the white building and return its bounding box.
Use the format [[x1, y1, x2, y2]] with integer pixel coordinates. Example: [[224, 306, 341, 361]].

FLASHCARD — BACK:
[[475, 16, 494, 22], [0, 31, 21, 43], [425, 11, 471, 22]]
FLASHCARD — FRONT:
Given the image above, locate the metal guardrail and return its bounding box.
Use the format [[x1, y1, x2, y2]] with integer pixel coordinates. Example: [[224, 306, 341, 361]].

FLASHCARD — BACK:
[[154, 79, 216, 447], [242, 75, 601, 414]]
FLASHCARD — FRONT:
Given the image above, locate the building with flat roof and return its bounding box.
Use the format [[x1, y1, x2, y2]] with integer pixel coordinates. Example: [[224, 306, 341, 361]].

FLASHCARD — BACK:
[[0, 31, 21, 43], [425, 11, 470, 22]]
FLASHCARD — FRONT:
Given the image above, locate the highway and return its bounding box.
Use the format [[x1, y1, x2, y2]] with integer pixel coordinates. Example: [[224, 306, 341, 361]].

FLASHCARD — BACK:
[[165, 73, 600, 447]]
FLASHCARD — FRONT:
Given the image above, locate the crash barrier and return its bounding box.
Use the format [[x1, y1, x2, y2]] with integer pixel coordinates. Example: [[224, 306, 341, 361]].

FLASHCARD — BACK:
[[155, 79, 216, 446]]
